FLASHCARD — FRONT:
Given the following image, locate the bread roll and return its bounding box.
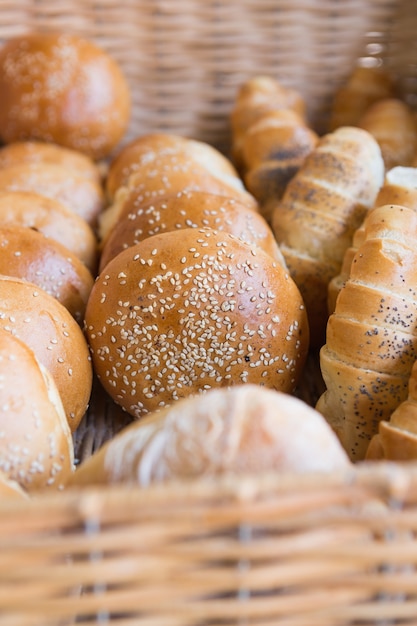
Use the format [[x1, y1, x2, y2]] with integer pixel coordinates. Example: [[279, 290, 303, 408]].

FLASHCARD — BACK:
[[230, 76, 306, 171], [241, 109, 319, 220], [98, 190, 285, 272], [329, 65, 395, 131], [69, 385, 350, 487], [0, 275, 93, 432], [0, 190, 97, 272], [328, 166, 417, 314], [0, 329, 74, 492], [85, 227, 309, 420], [0, 33, 131, 160], [0, 224, 94, 322], [0, 162, 104, 227], [99, 141, 257, 244], [271, 126, 385, 347], [0, 470, 29, 500], [358, 98, 417, 170], [316, 204, 417, 461], [105, 132, 243, 201], [0, 141, 102, 184]]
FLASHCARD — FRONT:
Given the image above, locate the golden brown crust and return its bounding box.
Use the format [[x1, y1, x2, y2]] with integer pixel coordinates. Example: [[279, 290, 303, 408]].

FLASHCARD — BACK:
[[0, 224, 94, 322], [0, 329, 74, 492], [0, 33, 131, 160], [85, 227, 309, 420], [0, 141, 102, 184], [0, 470, 29, 500], [0, 162, 104, 227], [271, 126, 385, 346], [0, 190, 98, 272], [98, 190, 285, 272], [69, 385, 350, 487], [0, 275, 93, 432]]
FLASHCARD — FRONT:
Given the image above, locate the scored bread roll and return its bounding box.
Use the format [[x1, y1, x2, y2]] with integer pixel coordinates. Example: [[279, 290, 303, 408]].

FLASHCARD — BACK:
[[85, 227, 309, 420], [0, 275, 93, 432], [0, 329, 74, 492], [0, 224, 94, 322], [98, 190, 285, 272], [271, 126, 385, 347], [358, 98, 417, 170], [316, 204, 417, 461], [0, 191, 97, 272], [328, 166, 417, 314], [0, 141, 102, 184], [366, 360, 417, 461], [0, 32, 131, 160], [105, 132, 244, 201], [329, 65, 396, 131], [0, 162, 104, 227], [69, 385, 350, 487]]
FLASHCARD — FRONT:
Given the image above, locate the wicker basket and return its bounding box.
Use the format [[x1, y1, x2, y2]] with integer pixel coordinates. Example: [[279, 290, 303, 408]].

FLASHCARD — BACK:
[[1, 1, 417, 624]]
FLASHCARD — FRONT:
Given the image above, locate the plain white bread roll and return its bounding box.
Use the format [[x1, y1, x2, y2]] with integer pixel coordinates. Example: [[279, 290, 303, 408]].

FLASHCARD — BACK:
[[0, 191, 98, 272], [0, 33, 131, 160], [85, 227, 309, 419], [70, 385, 350, 487], [0, 162, 104, 227], [0, 224, 94, 323], [0, 329, 74, 492], [0, 275, 93, 432]]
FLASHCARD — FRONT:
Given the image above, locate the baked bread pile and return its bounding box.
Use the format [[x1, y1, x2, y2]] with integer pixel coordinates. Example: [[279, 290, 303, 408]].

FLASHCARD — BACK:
[[1, 30, 417, 498]]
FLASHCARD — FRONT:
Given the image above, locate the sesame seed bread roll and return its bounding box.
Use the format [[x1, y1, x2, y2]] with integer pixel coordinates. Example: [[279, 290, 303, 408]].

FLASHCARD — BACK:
[[0, 275, 93, 432], [0, 162, 104, 227], [98, 138, 259, 242], [0, 191, 98, 272], [85, 227, 309, 420], [0, 224, 94, 323], [0, 470, 29, 500], [0, 33, 131, 160], [0, 330, 74, 492], [0, 141, 102, 184], [271, 126, 385, 347], [69, 385, 350, 487], [98, 190, 285, 272], [105, 133, 243, 201], [316, 204, 417, 461]]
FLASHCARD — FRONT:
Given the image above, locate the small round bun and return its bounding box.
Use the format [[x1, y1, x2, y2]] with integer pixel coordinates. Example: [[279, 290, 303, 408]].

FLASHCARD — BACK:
[[0, 275, 93, 431], [99, 190, 285, 272], [0, 191, 97, 272], [105, 133, 242, 200], [0, 224, 94, 322], [0, 33, 131, 159], [99, 145, 257, 243], [70, 385, 350, 487], [0, 141, 102, 184], [0, 329, 74, 492], [86, 227, 309, 419], [0, 162, 104, 227]]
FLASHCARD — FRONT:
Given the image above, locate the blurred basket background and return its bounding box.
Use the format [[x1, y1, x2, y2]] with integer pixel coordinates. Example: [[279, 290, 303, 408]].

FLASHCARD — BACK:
[[1, 0, 417, 624]]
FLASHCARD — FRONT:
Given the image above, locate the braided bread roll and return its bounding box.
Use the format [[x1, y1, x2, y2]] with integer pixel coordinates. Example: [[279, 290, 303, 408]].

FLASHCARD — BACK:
[[271, 126, 384, 346], [316, 204, 417, 461], [328, 166, 417, 314]]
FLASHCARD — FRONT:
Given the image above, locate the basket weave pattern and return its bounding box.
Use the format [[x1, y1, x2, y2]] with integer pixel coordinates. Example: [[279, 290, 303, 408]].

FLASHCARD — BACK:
[[1, 1, 417, 624]]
